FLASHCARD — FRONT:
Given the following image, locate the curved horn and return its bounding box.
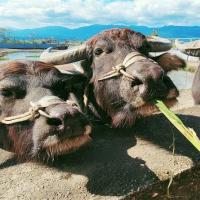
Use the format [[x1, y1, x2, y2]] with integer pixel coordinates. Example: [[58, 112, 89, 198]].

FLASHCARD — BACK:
[[147, 36, 172, 52], [40, 45, 88, 65], [175, 39, 200, 57]]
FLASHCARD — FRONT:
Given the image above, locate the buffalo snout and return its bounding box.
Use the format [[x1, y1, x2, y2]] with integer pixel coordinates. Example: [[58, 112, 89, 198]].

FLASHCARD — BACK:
[[128, 61, 178, 103], [32, 102, 92, 157], [45, 103, 91, 137]]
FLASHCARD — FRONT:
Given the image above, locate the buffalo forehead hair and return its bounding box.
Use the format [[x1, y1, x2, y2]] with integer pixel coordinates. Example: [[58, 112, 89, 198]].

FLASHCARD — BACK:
[[86, 28, 148, 50], [0, 61, 54, 80]]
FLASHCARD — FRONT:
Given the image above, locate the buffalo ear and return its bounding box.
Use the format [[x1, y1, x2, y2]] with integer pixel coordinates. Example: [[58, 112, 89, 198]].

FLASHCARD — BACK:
[[60, 73, 88, 96], [61, 73, 88, 112], [151, 53, 186, 72], [56, 63, 88, 85]]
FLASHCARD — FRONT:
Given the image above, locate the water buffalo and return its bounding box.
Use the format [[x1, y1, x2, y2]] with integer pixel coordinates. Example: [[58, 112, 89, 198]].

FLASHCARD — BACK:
[[175, 39, 200, 104], [0, 61, 92, 161], [41, 28, 185, 127]]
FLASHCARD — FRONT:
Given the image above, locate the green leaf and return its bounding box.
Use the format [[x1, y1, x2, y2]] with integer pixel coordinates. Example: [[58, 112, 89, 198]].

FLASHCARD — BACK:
[[154, 100, 200, 152]]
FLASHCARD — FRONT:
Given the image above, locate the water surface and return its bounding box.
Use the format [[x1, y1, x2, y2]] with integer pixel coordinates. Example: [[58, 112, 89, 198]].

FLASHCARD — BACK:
[[5, 51, 41, 60]]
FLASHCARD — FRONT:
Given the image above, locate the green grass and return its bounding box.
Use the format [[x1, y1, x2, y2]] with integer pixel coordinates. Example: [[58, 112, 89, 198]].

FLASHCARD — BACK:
[[154, 100, 200, 152], [0, 57, 9, 61]]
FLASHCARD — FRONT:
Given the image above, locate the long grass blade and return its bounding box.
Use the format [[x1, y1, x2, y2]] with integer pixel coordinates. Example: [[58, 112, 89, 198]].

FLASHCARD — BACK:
[[154, 100, 200, 152]]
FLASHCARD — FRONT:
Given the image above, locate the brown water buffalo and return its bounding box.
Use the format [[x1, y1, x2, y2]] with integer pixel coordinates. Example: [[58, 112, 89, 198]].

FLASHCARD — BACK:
[[175, 39, 200, 104], [0, 61, 92, 161], [41, 28, 185, 127]]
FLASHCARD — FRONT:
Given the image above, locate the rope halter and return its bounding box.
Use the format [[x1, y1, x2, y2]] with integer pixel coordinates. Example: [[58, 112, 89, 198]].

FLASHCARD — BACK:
[[0, 96, 74, 125], [98, 51, 158, 81]]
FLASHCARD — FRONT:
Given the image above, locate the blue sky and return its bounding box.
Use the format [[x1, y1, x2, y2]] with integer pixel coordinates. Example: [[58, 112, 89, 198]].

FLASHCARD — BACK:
[[0, 0, 199, 28]]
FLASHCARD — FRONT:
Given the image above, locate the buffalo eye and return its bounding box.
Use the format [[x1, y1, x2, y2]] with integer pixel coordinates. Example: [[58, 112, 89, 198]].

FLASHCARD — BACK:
[[0, 89, 13, 98], [94, 48, 103, 56], [0, 88, 26, 99]]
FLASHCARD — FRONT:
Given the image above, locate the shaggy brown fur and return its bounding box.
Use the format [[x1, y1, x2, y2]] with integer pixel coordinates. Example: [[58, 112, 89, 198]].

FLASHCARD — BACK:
[[82, 28, 183, 127], [86, 28, 150, 56], [0, 61, 91, 162], [0, 61, 54, 79]]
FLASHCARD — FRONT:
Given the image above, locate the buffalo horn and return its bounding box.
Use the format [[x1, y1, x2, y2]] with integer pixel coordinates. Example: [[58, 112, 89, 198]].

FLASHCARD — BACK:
[[40, 45, 88, 65]]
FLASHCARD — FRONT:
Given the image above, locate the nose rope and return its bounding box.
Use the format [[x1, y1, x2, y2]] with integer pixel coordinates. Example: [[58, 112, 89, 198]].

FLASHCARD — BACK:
[[98, 52, 158, 81], [0, 96, 72, 125]]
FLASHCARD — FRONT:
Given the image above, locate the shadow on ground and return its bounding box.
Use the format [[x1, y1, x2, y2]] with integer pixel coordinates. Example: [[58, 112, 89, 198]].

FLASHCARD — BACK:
[[135, 113, 200, 161], [53, 127, 158, 196], [52, 112, 200, 196], [1, 109, 200, 198]]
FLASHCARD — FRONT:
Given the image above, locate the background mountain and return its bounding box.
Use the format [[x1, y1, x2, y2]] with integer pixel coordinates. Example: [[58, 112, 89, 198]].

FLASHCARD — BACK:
[[3, 24, 200, 41]]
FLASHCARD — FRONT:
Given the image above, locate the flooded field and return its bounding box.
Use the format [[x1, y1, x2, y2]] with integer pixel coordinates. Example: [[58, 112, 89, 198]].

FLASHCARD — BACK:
[[5, 51, 42, 60], [1, 50, 42, 61]]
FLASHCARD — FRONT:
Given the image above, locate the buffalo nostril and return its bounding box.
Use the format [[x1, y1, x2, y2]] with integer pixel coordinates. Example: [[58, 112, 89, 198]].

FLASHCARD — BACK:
[[139, 81, 167, 102], [47, 117, 63, 126], [131, 78, 143, 88], [160, 69, 165, 80]]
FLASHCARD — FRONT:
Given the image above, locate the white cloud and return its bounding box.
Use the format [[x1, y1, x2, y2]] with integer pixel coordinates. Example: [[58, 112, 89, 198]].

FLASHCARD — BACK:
[[0, 0, 199, 28]]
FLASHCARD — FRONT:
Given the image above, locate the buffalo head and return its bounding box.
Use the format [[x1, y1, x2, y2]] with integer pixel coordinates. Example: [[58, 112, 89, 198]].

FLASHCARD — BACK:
[[41, 28, 185, 127], [0, 61, 92, 161]]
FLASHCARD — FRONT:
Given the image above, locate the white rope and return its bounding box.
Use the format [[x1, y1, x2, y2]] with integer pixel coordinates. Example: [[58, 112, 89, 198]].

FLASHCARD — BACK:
[[0, 96, 66, 125], [98, 52, 157, 81]]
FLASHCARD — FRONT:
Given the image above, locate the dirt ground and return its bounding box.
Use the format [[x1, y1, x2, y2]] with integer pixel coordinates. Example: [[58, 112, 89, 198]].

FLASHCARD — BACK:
[[0, 90, 200, 200], [126, 165, 200, 200]]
